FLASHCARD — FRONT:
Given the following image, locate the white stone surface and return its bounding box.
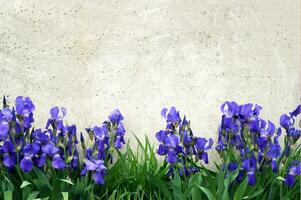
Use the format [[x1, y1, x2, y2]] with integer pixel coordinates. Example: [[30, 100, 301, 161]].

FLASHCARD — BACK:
[[0, 0, 300, 149]]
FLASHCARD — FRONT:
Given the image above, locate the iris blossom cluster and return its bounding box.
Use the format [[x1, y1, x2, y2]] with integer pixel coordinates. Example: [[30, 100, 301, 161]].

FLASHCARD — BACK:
[[217, 101, 301, 186], [0, 96, 80, 173], [216, 101, 282, 185], [156, 107, 213, 177], [80, 109, 126, 184], [0, 96, 126, 185], [279, 105, 301, 187]]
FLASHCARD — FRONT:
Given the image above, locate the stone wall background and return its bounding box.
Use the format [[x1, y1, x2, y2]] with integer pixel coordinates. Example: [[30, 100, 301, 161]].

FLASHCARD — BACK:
[[0, 1, 300, 151]]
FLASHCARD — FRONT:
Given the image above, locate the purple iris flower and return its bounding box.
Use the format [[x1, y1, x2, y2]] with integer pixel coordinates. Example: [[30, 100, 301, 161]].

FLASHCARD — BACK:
[[284, 161, 301, 187], [1, 108, 13, 122], [164, 134, 179, 149], [195, 137, 213, 163], [20, 157, 33, 172], [46, 106, 66, 130], [52, 154, 65, 169], [108, 109, 124, 124], [156, 130, 167, 142], [242, 156, 257, 185], [93, 125, 108, 141], [239, 103, 253, 121], [2, 140, 16, 168], [247, 171, 256, 185], [162, 107, 181, 125], [287, 127, 301, 139], [84, 159, 106, 185], [42, 143, 59, 156], [15, 96, 35, 116], [221, 101, 239, 117]]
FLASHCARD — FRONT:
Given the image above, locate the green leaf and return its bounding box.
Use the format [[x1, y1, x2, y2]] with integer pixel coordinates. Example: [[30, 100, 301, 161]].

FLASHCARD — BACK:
[[189, 175, 203, 200], [27, 191, 39, 200], [276, 176, 285, 182], [242, 188, 265, 199], [62, 192, 68, 200], [108, 190, 117, 200], [32, 179, 51, 198], [172, 173, 183, 200], [148, 173, 170, 199], [59, 179, 74, 185], [20, 181, 32, 188], [197, 185, 215, 200], [234, 178, 248, 200], [33, 168, 51, 189], [4, 191, 13, 200]]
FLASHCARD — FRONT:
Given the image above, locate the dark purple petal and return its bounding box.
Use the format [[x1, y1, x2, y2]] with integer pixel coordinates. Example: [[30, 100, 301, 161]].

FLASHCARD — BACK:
[[166, 107, 181, 124], [287, 127, 301, 139], [166, 150, 177, 164], [0, 122, 9, 140], [200, 152, 209, 164], [290, 105, 301, 117], [284, 172, 295, 187], [50, 107, 59, 120], [3, 140, 15, 153], [71, 156, 79, 168], [253, 104, 262, 117], [247, 171, 256, 185], [115, 136, 123, 149], [221, 101, 239, 117], [267, 121, 275, 136], [1, 108, 12, 122], [94, 126, 108, 140], [271, 158, 277, 172], [242, 158, 250, 171], [157, 144, 168, 155], [228, 162, 238, 171], [20, 157, 33, 172], [239, 103, 253, 120], [93, 171, 105, 185], [52, 154, 65, 169], [80, 167, 87, 176], [3, 153, 16, 168], [38, 153, 46, 167], [258, 135, 268, 150], [165, 134, 179, 148], [267, 144, 281, 159], [155, 130, 167, 142], [195, 137, 207, 150], [116, 122, 126, 136], [15, 96, 35, 115], [23, 115, 33, 128], [280, 114, 292, 129], [249, 119, 260, 132], [108, 109, 124, 124], [42, 143, 59, 156], [161, 108, 168, 118], [85, 159, 97, 171]]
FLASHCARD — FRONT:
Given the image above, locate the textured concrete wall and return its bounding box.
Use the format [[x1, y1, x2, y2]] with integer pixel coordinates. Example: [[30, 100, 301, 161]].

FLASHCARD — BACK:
[[0, 1, 300, 147]]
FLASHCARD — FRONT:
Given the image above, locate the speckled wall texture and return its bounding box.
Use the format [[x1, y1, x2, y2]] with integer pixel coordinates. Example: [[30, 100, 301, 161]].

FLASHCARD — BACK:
[[0, 1, 300, 145]]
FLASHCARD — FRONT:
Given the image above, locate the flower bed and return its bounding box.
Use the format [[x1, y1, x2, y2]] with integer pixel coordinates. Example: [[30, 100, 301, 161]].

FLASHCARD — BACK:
[[0, 96, 300, 199]]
